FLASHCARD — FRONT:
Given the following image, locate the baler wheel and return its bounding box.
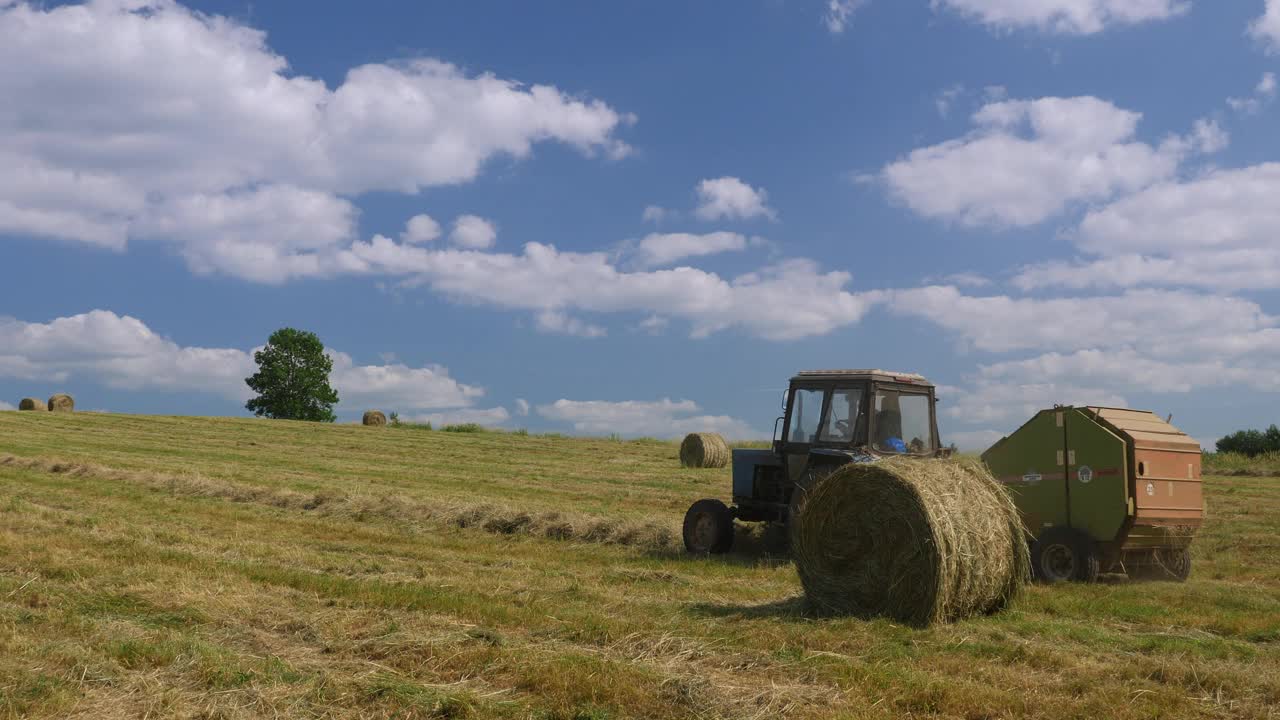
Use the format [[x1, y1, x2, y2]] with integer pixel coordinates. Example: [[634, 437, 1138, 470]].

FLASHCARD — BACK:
[[1031, 527, 1100, 583], [1129, 548, 1192, 582], [683, 499, 734, 554]]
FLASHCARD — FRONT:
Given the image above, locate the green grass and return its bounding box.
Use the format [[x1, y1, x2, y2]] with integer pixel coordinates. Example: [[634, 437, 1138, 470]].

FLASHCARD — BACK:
[[1203, 450, 1280, 477], [1, 411, 1278, 719]]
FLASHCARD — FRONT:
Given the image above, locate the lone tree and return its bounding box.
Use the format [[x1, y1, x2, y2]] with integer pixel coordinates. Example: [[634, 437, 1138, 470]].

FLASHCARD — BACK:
[[244, 328, 340, 422]]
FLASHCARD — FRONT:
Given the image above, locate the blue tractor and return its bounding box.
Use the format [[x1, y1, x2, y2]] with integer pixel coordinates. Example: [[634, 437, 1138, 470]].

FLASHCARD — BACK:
[[682, 369, 944, 554]]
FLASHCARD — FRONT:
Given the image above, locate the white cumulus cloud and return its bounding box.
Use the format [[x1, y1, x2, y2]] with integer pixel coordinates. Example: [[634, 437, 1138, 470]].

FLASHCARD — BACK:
[[449, 215, 498, 249], [537, 398, 759, 438], [337, 239, 882, 341], [887, 286, 1272, 356], [633, 231, 748, 268], [1250, 0, 1280, 52], [401, 214, 442, 244], [1015, 163, 1280, 292], [694, 177, 777, 222], [0, 0, 631, 281], [880, 96, 1205, 228], [534, 311, 607, 338], [890, 284, 1280, 432], [406, 407, 511, 428], [933, 0, 1188, 34], [939, 378, 1130, 426]]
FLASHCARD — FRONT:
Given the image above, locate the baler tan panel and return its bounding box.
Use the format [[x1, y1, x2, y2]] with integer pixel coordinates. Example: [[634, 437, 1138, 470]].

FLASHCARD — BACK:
[[1091, 408, 1162, 425], [1133, 440, 1202, 525], [1127, 430, 1202, 452], [1089, 407, 1203, 528]]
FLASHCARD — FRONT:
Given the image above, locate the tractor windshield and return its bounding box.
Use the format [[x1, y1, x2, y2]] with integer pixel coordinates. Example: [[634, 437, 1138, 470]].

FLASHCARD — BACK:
[[787, 388, 825, 443], [872, 389, 934, 454], [819, 387, 865, 443]]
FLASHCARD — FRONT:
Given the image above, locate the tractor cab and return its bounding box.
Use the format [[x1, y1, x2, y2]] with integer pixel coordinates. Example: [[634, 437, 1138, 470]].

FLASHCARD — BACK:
[[682, 369, 942, 554], [774, 370, 940, 480]]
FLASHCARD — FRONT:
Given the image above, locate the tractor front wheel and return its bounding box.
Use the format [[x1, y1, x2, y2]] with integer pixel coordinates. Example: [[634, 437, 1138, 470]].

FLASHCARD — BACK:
[[1031, 527, 1100, 583], [683, 499, 734, 554]]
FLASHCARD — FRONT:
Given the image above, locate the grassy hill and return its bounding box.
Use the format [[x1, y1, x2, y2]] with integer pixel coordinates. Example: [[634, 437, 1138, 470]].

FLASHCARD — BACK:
[[1, 412, 1277, 719]]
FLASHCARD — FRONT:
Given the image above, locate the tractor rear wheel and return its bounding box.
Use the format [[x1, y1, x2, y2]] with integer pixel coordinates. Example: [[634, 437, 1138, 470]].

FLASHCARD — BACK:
[[1031, 527, 1100, 583], [683, 499, 734, 554]]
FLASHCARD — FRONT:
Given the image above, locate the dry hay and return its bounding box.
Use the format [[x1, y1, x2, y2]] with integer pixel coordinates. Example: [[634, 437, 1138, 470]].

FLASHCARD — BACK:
[[680, 432, 729, 469], [0, 453, 682, 554], [17, 397, 47, 411], [362, 410, 387, 426], [790, 457, 1029, 626], [47, 393, 74, 412]]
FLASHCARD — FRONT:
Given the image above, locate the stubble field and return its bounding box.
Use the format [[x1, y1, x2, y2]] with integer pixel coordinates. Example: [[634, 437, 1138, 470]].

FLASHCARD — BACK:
[[1, 411, 1277, 719]]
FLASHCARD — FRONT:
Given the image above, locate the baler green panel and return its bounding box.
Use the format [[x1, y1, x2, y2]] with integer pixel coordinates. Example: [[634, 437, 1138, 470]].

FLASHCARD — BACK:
[[980, 409, 1067, 537], [1064, 409, 1130, 543]]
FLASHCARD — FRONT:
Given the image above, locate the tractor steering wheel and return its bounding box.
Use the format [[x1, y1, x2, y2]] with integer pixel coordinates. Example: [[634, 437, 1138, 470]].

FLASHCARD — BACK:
[[834, 419, 851, 438]]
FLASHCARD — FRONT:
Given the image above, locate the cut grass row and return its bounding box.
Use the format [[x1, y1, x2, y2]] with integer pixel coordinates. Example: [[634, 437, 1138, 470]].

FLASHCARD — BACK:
[[1, 411, 1278, 719]]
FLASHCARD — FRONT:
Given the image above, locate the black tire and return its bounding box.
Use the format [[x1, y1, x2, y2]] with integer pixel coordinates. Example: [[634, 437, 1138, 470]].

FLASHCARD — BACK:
[[1128, 548, 1191, 582], [682, 499, 734, 554], [1031, 527, 1100, 583]]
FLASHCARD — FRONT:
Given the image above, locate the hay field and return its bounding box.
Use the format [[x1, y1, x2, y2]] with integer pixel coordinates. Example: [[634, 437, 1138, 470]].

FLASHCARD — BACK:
[[0, 412, 1277, 719]]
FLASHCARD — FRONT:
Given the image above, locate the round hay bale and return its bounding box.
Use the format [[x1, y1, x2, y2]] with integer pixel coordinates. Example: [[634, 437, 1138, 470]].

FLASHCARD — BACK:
[[791, 457, 1029, 626], [47, 394, 74, 412], [680, 432, 729, 469], [18, 397, 47, 412], [362, 410, 387, 427]]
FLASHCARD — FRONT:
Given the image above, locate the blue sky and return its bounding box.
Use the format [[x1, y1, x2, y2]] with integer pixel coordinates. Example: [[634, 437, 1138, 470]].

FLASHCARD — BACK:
[[2, 0, 1279, 449]]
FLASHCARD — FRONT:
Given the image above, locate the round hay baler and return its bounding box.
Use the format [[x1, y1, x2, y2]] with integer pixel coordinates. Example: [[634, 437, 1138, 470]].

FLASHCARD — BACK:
[[982, 406, 1203, 583]]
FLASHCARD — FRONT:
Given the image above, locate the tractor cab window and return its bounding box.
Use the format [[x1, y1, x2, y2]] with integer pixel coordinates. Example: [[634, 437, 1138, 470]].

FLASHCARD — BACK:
[[873, 389, 933, 454], [819, 387, 864, 443], [787, 388, 825, 444]]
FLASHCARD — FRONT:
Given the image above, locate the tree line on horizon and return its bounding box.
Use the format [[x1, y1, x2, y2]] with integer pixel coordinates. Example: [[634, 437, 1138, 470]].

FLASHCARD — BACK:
[[1216, 425, 1280, 457]]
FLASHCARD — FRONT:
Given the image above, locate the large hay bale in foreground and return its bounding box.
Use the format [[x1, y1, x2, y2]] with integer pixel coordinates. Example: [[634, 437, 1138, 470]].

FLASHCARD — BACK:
[[47, 394, 74, 412], [791, 457, 1029, 626], [362, 410, 387, 426], [680, 432, 729, 468], [18, 398, 47, 412]]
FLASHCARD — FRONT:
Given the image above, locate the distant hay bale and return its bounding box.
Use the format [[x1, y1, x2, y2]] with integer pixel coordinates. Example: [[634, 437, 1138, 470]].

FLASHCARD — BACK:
[[679, 432, 729, 468], [362, 410, 387, 427], [47, 394, 74, 412], [18, 398, 47, 412], [790, 457, 1029, 627]]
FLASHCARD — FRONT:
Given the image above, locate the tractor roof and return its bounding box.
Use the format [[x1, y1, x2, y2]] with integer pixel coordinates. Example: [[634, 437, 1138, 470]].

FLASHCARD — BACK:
[[791, 369, 934, 386]]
